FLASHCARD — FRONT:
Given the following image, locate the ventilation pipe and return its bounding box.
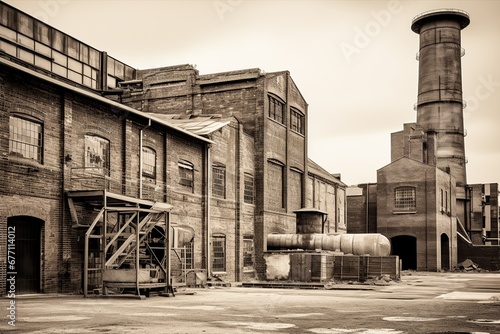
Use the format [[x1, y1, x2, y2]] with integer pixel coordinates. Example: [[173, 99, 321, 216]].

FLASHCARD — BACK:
[[267, 233, 391, 257]]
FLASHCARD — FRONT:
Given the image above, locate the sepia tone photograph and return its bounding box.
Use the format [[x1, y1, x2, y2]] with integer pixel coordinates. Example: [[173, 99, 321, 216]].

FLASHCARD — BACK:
[[0, 0, 499, 333]]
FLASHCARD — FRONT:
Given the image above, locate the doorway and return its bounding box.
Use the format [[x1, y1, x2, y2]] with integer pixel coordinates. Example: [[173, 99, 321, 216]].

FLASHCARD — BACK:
[[7, 216, 43, 294], [391, 235, 417, 270], [441, 233, 450, 271]]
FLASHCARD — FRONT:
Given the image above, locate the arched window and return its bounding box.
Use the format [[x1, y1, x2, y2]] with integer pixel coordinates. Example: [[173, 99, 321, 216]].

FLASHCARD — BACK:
[[394, 186, 416, 211]]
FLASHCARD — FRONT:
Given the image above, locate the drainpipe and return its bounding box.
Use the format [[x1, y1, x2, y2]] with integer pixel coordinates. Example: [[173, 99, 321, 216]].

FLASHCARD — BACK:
[[205, 143, 212, 277], [449, 171, 453, 270], [365, 183, 369, 233], [139, 119, 151, 199], [424, 170, 428, 271]]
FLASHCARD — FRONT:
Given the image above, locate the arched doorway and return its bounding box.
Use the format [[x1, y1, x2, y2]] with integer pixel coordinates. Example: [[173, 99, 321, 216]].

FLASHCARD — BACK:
[[441, 233, 450, 271], [391, 235, 417, 270], [7, 216, 43, 294]]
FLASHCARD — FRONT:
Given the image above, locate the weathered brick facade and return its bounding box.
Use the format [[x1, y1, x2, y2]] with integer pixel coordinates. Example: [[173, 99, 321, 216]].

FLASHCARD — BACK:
[[0, 2, 347, 294], [121, 65, 346, 280]]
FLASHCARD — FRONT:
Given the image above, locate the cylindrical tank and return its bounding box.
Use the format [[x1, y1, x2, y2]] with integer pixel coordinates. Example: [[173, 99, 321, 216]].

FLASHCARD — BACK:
[[294, 208, 327, 234], [267, 233, 391, 256]]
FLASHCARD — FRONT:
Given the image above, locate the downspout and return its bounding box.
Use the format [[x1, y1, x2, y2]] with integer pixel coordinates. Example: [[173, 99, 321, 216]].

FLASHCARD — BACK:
[[366, 183, 369, 233], [60, 92, 67, 293], [235, 122, 241, 281], [205, 143, 212, 277], [425, 170, 428, 271], [139, 119, 151, 199], [450, 171, 453, 269]]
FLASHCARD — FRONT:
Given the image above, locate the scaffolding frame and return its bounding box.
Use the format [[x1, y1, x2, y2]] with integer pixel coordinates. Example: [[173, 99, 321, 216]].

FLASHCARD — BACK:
[[67, 190, 174, 298]]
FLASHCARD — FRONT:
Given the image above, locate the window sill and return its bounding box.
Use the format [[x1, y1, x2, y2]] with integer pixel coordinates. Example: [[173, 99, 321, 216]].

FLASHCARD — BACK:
[[267, 117, 286, 127], [8, 155, 43, 171], [393, 211, 417, 215], [290, 129, 305, 137], [212, 271, 227, 275]]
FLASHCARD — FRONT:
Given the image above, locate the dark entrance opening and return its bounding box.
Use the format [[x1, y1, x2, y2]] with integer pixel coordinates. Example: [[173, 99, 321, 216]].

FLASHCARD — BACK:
[[391, 235, 417, 270], [441, 233, 450, 271], [7, 216, 43, 294]]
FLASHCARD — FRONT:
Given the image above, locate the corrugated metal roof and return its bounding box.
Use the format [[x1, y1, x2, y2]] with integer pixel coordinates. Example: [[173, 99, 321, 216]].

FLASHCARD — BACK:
[[151, 115, 231, 135]]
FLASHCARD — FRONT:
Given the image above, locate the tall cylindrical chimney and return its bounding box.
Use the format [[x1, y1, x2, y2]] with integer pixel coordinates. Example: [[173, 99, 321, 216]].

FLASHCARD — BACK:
[[411, 9, 469, 189]]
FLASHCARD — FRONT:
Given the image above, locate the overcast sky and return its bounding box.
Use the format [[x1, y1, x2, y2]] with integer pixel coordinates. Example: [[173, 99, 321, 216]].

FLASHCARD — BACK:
[[6, 0, 500, 186]]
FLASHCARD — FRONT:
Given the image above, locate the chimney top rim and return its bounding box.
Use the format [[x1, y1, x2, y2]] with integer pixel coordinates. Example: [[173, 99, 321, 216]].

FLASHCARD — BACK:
[[411, 8, 470, 33]]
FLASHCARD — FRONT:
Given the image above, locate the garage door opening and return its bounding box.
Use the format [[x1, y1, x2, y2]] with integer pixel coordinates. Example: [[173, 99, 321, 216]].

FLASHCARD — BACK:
[[391, 235, 417, 270], [7, 216, 43, 294]]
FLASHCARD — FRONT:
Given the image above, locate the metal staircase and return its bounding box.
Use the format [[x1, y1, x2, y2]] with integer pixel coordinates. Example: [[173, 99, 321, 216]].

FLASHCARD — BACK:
[[67, 190, 173, 298]]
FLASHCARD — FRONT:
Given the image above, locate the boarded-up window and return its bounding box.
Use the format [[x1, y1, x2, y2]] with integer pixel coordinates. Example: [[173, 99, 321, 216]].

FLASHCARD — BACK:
[[85, 135, 110, 175], [178, 160, 194, 192], [243, 238, 254, 271], [267, 160, 284, 209], [290, 168, 303, 210]]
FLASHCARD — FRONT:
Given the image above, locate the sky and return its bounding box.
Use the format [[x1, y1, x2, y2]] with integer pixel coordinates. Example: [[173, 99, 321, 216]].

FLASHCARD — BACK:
[[6, 0, 500, 186]]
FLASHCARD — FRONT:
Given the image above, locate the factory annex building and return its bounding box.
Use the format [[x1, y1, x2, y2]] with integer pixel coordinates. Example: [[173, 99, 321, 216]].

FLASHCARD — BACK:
[[0, 2, 346, 295]]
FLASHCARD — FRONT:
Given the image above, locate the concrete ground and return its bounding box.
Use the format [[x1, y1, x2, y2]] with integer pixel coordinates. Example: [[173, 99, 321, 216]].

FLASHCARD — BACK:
[[1, 272, 499, 334]]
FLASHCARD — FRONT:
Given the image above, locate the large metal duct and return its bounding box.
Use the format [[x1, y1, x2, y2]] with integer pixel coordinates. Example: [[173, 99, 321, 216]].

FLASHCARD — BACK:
[[267, 233, 391, 256]]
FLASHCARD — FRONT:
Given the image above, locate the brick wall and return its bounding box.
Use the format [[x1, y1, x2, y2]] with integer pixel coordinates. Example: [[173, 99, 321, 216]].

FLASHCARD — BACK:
[[0, 67, 65, 294]]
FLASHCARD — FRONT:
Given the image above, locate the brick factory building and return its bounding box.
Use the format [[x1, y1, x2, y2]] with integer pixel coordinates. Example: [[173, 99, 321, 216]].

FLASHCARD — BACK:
[[0, 2, 346, 295], [347, 9, 500, 272]]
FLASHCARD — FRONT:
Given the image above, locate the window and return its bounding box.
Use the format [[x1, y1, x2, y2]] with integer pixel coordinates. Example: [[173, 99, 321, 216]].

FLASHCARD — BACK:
[[440, 189, 445, 213], [394, 186, 416, 211], [212, 234, 226, 272], [181, 241, 194, 270], [268, 95, 284, 124], [85, 135, 110, 174], [9, 116, 43, 163], [290, 108, 305, 135], [212, 163, 226, 198], [445, 190, 449, 214], [244, 173, 254, 204], [243, 238, 254, 271], [178, 160, 194, 191], [142, 147, 156, 178]]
